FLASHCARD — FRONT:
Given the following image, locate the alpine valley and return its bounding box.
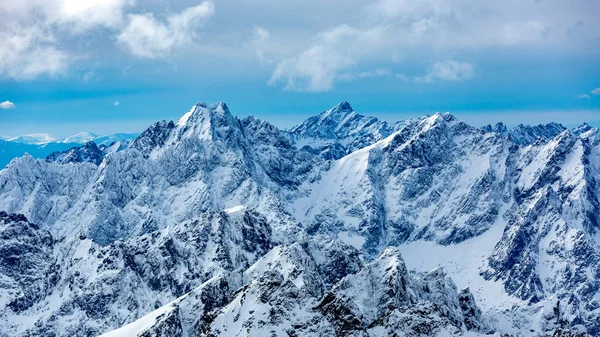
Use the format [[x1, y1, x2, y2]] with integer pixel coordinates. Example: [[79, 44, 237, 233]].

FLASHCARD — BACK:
[[0, 101, 599, 337]]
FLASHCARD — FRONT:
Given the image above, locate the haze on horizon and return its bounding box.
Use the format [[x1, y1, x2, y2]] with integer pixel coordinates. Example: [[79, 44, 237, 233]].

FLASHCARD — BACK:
[[1, 0, 599, 137]]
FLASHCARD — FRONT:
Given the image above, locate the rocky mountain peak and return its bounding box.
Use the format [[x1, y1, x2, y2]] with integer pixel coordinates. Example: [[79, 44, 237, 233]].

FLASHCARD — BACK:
[[287, 101, 400, 159], [508, 122, 567, 145], [45, 141, 105, 165], [321, 100, 354, 118], [572, 122, 594, 136], [130, 120, 175, 153], [174, 102, 241, 142], [289, 101, 358, 137]]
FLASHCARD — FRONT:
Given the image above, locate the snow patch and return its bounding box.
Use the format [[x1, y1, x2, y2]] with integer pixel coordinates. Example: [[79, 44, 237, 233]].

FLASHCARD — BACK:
[[337, 231, 365, 249], [224, 205, 245, 214]]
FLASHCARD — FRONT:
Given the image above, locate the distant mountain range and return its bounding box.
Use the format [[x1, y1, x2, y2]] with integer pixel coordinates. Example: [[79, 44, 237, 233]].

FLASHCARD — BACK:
[[0, 132, 139, 168]]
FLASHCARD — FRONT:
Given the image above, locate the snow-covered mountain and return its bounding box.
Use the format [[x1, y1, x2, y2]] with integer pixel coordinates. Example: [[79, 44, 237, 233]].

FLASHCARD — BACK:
[[60, 132, 100, 144], [101, 239, 491, 337], [90, 133, 140, 145], [45, 140, 132, 165], [287, 101, 401, 159], [7, 131, 139, 146], [0, 132, 139, 169], [482, 122, 568, 146], [46, 141, 108, 165], [6, 133, 58, 144], [0, 139, 78, 169], [0, 101, 598, 337]]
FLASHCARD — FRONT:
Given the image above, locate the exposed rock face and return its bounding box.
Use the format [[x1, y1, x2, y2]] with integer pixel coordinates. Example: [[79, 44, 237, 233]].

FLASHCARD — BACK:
[[108, 241, 488, 337], [507, 123, 567, 145], [0, 209, 275, 337], [1, 102, 600, 336], [0, 212, 54, 314], [46, 141, 106, 165]]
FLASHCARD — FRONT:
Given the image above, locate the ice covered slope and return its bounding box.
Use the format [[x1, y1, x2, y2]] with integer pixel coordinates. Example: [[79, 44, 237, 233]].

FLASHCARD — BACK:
[[293, 112, 507, 253], [292, 111, 600, 335]]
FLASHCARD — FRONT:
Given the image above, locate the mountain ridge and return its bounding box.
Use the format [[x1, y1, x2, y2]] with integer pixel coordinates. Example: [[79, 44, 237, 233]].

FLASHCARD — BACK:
[[0, 101, 598, 337]]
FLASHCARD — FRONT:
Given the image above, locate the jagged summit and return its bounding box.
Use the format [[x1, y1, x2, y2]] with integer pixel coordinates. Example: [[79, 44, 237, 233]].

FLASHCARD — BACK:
[[45, 141, 105, 165], [335, 100, 353, 111], [176, 102, 237, 131], [289, 101, 358, 136], [320, 100, 354, 117], [177, 102, 212, 126], [427, 112, 458, 125], [508, 122, 566, 145], [211, 101, 230, 114], [288, 101, 400, 159], [481, 121, 568, 145], [572, 122, 595, 136], [482, 122, 508, 135]]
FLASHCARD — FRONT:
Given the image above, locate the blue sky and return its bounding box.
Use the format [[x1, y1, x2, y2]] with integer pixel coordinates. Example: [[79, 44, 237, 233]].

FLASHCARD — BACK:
[[1, 0, 599, 137]]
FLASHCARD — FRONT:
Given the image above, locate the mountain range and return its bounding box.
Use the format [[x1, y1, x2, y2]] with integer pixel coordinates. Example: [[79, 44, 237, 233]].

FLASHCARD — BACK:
[[0, 132, 139, 168], [0, 101, 598, 337]]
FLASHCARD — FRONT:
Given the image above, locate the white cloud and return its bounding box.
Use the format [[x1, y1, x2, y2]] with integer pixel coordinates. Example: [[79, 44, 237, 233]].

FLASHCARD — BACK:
[[339, 68, 392, 81], [0, 101, 16, 109], [114, 101, 120, 106], [0, 26, 69, 80], [2, 0, 133, 30], [592, 88, 600, 95], [269, 24, 388, 92], [117, 1, 215, 58], [396, 73, 409, 81], [365, 0, 599, 49], [269, 45, 354, 92], [0, 0, 133, 79], [256, 0, 600, 92], [0, 0, 598, 84], [251, 26, 271, 64], [576, 94, 590, 100], [51, 0, 134, 31], [415, 60, 475, 83]]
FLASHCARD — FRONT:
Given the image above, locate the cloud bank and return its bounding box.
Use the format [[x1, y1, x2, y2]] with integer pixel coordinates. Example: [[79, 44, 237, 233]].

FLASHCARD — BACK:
[[0, 0, 598, 95]]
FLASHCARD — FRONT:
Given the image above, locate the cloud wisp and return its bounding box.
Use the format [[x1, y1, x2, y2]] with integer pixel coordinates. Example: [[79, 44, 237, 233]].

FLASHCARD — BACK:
[[117, 1, 215, 58], [0, 0, 598, 93], [261, 0, 599, 91], [0, 0, 134, 79], [414, 60, 476, 83], [268, 24, 388, 92], [0, 0, 214, 78], [0, 101, 16, 109]]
